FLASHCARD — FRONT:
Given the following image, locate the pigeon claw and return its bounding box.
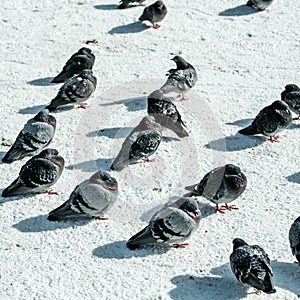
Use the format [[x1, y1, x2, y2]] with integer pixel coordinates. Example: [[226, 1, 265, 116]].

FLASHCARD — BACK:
[[221, 203, 239, 211], [45, 189, 58, 195], [172, 243, 189, 249], [292, 116, 300, 120], [215, 204, 225, 213], [95, 216, 108, 220], [139, 2, 146, 6], [177, 94, 186, 101], [153, 23, 161, 29], [269, 135, 279, 143], [141, 157, 155, 162], [78, 103, 88, 109]]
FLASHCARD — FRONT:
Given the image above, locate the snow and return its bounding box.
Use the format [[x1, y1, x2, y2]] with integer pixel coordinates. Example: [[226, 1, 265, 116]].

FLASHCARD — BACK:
[[1, 0, 300, 299]]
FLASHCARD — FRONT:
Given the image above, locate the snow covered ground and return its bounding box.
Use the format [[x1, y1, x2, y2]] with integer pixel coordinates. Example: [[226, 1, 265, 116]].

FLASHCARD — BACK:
[[0, 0, 300, 299]]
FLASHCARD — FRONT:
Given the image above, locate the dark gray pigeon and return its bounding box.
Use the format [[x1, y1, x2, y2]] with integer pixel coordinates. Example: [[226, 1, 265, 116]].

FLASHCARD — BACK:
[[47, 171, 118, 221], [110, 116, 162, 171], [246, 0, 273, 10], [281, 84, 300, 120], [2, 110, 56, 164], [186, 164, 247, 213], [139, 0, 167, 29], [148, 89, 189, 138], [118, 0, 145, 9], [230, 238, 276, 294], [238, 100, 292, 143], [160, 56, 198, 100], [52, 47, 95, 83], [127, 197, 201, 250], [289, 216, 300, 264], [2, 149, 64, 197], [46, 70, 97, 111]]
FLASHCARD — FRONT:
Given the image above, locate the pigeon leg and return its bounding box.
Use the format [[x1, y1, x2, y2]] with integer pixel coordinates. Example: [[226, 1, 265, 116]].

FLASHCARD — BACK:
[[177, 94, 186, 101], [172, 243, 189, 248], [153, 23, 161, 29], [141, 157, 155, 162], [95, 216, 108, 220], [292, 115, 300, 120], [45, 189, 58, 195], [78, 103, 88, 109], [221, 203, 239, 211], [215, 204, 225, 213], [138, 2, 146, 6], [269, 135, 279, 143]]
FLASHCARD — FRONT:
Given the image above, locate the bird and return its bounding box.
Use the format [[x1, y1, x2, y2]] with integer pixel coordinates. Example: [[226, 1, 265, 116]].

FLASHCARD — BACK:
[[46, 70, 97, 111], [289, 216, 300, 265], [186, 164, 247, 213], [51, 47, 95, 83], [238, 100, 292, 143], [118, 0, 145, 9], [2, 149, 64, 197], [230, 238, 276, 294], [47, 171, 118, 221], [246, 0, 273, 11], [2, 110, 56, 164], [138, 1, 167, 29], [127, 197, 201, 250], [110, 116, 162, 171], [148, 89, 189, 138], [281, 84, 300, 120], [160, 56, 198, 100]]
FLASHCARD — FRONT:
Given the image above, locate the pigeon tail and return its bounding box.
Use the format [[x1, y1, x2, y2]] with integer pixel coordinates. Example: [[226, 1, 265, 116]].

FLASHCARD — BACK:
[[117, 3, 126, 9], [47, 202, 75, 221], [2, 146, 22, 164], [238, 124, 259, 136], [296, 254, 300, 263], [126, 226, 148, 250], [2, 179, 25, 197], [51, 71, 70, 84]]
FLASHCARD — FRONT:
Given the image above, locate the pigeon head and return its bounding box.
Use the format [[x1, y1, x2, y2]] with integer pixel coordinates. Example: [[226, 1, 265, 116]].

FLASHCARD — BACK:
[[148, 89, 164, 102], [232, 238, 248, 250], [284, 84, 300, 93], [179, 198, 202, 223], [78, 47, 92, 55], [154, 0, 165, 11], [143, 116, 162, 132], [171, 56, 189, 69], [39, 148, 59, 158], [294, 216, 300, 223], [80, 69, 96, 84], [34, 109, 57, 127], [90, 171, 118, 191], [225, 164, 241, 176], [271, 100, 292, 119], [224, 164, 247, 191]]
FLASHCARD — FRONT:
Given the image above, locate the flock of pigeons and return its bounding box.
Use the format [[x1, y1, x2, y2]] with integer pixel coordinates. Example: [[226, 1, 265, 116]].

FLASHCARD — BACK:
[[1, 0, 300, 296]]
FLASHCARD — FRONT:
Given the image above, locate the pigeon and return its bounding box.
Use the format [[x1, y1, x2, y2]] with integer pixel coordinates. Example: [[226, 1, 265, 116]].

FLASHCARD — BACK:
[[110, 116, 162, 171], [138, 1, 167, 29], [2, 110, 56, 164], [127, 197, 201, 250], [281, 84, 300, 120], [148, 89, 189, 138], [230, 238, 276, 294], [51, 47, 95, 83], [160, 56, 198, 100], [2, 149, 64, 198], [238, 100, 292, 143], [186, 164, 247, 213], [46, 70, 97, 111], [118, 0, 145, 9], [289, 216, 300, 264], [47, 171, 118, 221], [246, 0, 273, 11]]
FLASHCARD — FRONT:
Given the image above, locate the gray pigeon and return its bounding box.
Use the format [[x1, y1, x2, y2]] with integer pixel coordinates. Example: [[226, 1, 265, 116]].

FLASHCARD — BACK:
[[118, 0, 145, 9], [238, 100, 292, 143], [186, 164, 247, 213], [2, 149, 64, 197], [246, 0, 273, 10], [160, 56, 198, 100], [230, 238, 276, 294], [127, 197, 201, 250], [110, 116, 162, 171], [139, 0, 167, 29], [2, 110, 56, 164], [46, 70, 97, 111], [289, 216, 300, 264], [148, 89, 189, 138], [47, 171, 118, 221], [281, 84, 300, 120], [52, 47, 95, 83]]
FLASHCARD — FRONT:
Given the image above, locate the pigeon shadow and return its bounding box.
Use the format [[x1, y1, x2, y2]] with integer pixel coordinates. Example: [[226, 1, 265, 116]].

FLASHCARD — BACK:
[[18, 104, 47, 115], [92, 240, 169, 259], [0, 191, 46, 204], [169, 274, 247, 300], [93, 4, 117, 10], [12, 214, 90, 232], [219, 5, 257, 17], [86, 127, 132, 139], [288, 122, 300, 130], [205, 133, 265, 152], [27, 77, 54, 86], [100, 96, 146, 112], [272, 260, 300, 295], [108, 22, 148, 34], [66, 158, 113, 172], [286, 172, 300, 184], [225, 118, 253, 128], [0, 152, 6, 161]]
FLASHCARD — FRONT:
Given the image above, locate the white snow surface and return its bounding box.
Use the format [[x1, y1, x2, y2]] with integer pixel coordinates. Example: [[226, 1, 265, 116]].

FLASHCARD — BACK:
[[1, 0, 300, 299]]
